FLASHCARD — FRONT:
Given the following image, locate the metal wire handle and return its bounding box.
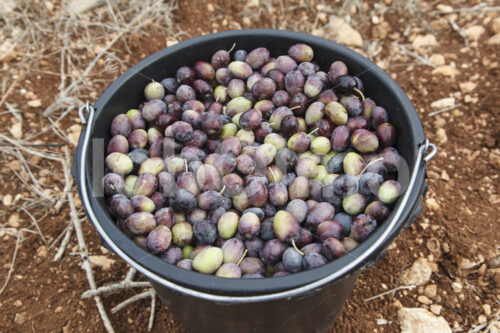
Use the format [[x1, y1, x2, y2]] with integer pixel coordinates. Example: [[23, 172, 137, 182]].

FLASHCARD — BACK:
[[77, 104, 435, 303]]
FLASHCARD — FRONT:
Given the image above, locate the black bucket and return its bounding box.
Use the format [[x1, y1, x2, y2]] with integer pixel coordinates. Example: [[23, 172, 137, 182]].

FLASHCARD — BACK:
[[73, 29, 436, 332]]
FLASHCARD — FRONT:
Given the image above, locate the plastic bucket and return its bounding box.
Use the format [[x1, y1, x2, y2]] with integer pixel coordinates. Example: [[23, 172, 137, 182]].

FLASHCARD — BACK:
[[73, 29, 436, 332]]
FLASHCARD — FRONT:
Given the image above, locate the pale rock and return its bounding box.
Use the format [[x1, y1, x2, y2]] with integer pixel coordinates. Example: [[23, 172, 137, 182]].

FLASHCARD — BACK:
[[459, 256, 484, 270], [431, 97, 455, 109], [371, 15, 380, 25], [206, 3, 214, 12], [88, 255, 115, 270], [412, 34, 438, 51], [436, 128, 447, 144], [28, 99, 42, 107], [492, 17, 500, 34], [37, 245, 48, 258], [166, 40, 178, 47], [67, 0, 105, 15], [432, 66, 459, 78], [247, 0, 260, 7], [326, 16, 363, 47], [459, 81, 476, 94], [14, 313, 26, 325], [14, 300, 22, 307], [488, 34, 500, 45], [426, 198, 440, 210], [0, 39, 16, 63], [10, 122, 23, 139], [373, 21, 390, 39], [451, 282, 462, 293], [398, 307, 451, 333], [489, 149, 500, 169], [3, 194, 13, 206], [45, 1, 54, 11], [424, 284, 437, 298], [429, 54, 445, 66], [465, 25, 486, 41], [436, 4, 453, 13], [8, 213, 20, 228], [430, 304, 443, 315], [483, 304, 491, 316], [434, 118, 446, 128], [418, 295, 432, 304], [440, 170, 450, 181], [54, 306, 63, 313], [478, 315, 487, 324], [67, 124, 82, 146], [400, 258, 435, 286], [0, 0, 17, 14], [311, 29, 325, 38]]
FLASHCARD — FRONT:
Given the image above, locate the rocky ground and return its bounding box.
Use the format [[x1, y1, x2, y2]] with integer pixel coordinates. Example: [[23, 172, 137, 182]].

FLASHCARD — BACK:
[[0, 0, 499, 332]]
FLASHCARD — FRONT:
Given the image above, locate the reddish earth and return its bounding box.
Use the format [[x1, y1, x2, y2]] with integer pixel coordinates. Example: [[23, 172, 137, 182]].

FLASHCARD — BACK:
[[0, 0, 498, 332]]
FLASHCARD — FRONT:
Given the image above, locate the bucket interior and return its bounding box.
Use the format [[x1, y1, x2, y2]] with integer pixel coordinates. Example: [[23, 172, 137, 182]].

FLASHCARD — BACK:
[[82, 29, 426, 296]]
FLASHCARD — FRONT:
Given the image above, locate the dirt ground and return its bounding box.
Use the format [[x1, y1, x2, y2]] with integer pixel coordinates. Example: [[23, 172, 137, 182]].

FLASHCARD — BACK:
[[0, 0, 499, 332]]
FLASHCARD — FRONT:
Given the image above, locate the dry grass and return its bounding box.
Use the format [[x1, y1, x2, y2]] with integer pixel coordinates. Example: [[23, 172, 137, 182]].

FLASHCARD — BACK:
[[0, 1, 179, 331]]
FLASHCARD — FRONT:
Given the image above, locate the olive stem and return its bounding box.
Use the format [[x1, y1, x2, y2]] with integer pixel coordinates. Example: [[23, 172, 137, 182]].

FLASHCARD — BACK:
[[236, 249, 248, 266], [291, 239, 304, 256], [307, 127, 319, 138], [289, 105, 301, 111], [110, 184, 115, 191], [184, 159, 188, 173], [357, 157, 384, 178], [227, 43, 236, 54], [353, 88, 365, 101], [219, 185, 226, 195]]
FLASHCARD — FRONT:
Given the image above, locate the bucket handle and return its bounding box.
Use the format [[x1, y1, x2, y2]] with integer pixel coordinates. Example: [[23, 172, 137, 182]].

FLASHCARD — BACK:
[[77, 104, 436, 303]]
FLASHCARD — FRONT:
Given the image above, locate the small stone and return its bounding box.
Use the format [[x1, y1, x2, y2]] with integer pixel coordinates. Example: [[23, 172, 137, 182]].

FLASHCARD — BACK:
[[247, 0, 259, 7], [326, 16, 363, 47], [9, 122, 22, 139], [206, 3, 214, 12], [400, 258, 435, 286], [166, 40, 178, 47], [483, 304, 491, 316], [424, 284, 437, 298], [0, 39, 16, 62], [436, 4, 453, 13], [14, 313, 26, 325], [55, 306, 63, 313], [425, 198, 440, 210], [373, 21, 390, 39], [398, 307, 451, 333], [478, 315, 487, 324], [430, 304, 443, 315], [431, 97, 455, 109], [488, 34, 500, 45], [3, 194, 13, 206], [67, 0, 104, 14], [465, 25, 486, 41], [418, 295, 432, 304], [311, 29, 325, 38], [8, 213, 20, 228], [432, 65, 459, 78], [459, 82, 477, 94], [440, 170, 450, 181], [67, 124, 82, 147], [88, 255, 115, 270], [37, 245, 48, 258], [429, 54, 445, 66], [14, 300, 22, 307], [488, 255, 500, 268], [492, 17, 500, 34], [436, 128, 447, 144], [459, 256, 484, 270], [27, 99, 42, 107], [412, 34, 438, 51], [451, 281, 462, 293], [434, 118, 446, 128]]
